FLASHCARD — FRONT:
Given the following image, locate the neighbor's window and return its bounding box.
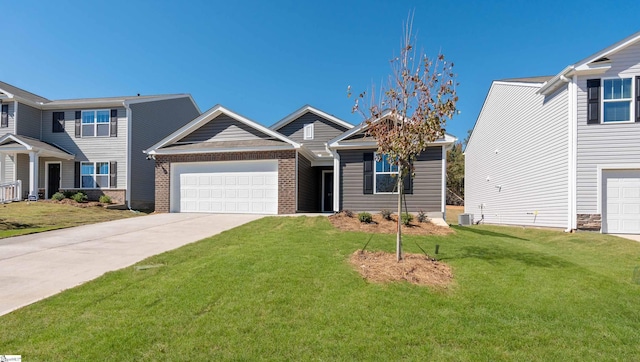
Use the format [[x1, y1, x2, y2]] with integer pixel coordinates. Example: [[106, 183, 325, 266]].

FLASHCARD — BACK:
[[603, 78, 633, 123], [375, 154, 399, 193], [81, 162, 109, 188], [82, 110, 110, 137], [303, 123, 314, 140]]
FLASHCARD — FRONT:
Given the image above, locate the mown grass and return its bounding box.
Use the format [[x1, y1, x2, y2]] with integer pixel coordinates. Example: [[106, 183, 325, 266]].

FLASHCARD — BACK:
[[0, 202, 142, 238], [1, 216, 640, 360]]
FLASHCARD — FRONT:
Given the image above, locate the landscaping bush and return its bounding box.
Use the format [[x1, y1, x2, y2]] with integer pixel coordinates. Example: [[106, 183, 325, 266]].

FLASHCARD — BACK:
[[71, 192, 88, 203], [380, 209, 392, 220], [51, 192, 65, 201], [358, 212, 372, 223], [401, 212, 413, 226], [99, 195, 112, 204], [342, 209, 354, 218], [417, 210, 429, 223], [63, 190, 76, 198]]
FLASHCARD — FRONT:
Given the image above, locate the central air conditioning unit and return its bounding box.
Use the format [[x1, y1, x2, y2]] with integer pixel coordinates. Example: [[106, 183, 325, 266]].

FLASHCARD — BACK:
[[458, 213, 473, 226]]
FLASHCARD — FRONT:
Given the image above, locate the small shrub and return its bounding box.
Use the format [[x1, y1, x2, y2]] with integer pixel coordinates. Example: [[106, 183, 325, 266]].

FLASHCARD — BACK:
[[401, 212, 414, 226], [358, 212, 372, 223], [380, 209, 392, 220], [342, 209, 354, 218], [99, 195, 112, 204], [417, 210, 429, 223], [71, 192, 88, 203], [63, 190, 76, 198], [51, 192, 65, 201]]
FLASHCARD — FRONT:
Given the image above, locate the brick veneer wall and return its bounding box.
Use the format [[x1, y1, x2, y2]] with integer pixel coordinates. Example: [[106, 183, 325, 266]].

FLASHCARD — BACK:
[[576, 213, 602, 231], [154, 150, 297, 214]]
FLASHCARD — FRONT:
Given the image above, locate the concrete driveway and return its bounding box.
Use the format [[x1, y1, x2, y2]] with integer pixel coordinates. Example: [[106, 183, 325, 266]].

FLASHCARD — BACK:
[[0, 213, 263, 316]]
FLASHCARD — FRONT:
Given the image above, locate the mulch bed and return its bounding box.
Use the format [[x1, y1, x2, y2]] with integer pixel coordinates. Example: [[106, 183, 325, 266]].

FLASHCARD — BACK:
[[39, 199, 108, 208], [328, 212, 454, 236], [330, 211, 454, 287], [350, 250, 453, 287]]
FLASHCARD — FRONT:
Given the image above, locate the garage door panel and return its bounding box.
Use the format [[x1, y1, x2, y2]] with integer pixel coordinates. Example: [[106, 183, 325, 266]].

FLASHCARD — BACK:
[[171, 161, 278, 214], [603, 170, 640, 234]]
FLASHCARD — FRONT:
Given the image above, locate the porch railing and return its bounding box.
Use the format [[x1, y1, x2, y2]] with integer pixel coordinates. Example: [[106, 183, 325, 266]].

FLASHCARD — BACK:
[[0, 180, 22, 203]]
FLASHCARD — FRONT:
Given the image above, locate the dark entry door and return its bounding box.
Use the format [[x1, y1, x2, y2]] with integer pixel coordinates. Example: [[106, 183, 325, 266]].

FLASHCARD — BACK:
[[323, 172, 333, 212], [47, 163, 61, 199]]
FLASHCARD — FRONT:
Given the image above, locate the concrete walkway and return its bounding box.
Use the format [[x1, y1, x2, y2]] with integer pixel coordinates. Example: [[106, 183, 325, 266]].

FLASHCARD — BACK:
[[611, 234, 640, 242], [0, 213, 263, 316]]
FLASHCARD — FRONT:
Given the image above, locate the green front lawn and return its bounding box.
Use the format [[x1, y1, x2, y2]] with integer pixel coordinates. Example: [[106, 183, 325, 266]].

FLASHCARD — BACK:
[[1, 217, 640, 360], [0, 202, 142, 239]]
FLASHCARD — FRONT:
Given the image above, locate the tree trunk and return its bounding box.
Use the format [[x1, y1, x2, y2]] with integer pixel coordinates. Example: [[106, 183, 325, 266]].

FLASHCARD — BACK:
[[396, 171, 403, 262]]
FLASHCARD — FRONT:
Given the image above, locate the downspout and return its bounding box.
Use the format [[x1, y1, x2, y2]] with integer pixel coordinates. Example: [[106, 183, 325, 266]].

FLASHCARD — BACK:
[[123, 101, 133, 210], [561, 73, 574, 232], [570, 74, 578, 232], [441, 145, 446, 220]]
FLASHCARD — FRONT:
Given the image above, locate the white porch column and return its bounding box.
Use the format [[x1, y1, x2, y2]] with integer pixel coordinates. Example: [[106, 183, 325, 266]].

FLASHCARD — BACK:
[[29, 151, 39, 200]]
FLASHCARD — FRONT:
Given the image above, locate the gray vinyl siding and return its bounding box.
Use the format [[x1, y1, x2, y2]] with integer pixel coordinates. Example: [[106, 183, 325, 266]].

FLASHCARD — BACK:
[[40, 107, 128, 189], [0, 101, 16, 136], [16, 102, 42, 138], [339, 147, 442, 213], [16, 154, 29, 198], [130, 97, 200, 208], [297, 152, 318, 212], [576, 42, 640, 214], [465, 82, 569, 228], [178, 114, 270, 143], [276, 112, 350, 151]]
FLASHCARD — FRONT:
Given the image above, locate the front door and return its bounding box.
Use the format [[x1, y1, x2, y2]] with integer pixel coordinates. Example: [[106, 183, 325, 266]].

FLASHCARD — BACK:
[[47, 163, 61, 199], [322, 171, 333, 212]]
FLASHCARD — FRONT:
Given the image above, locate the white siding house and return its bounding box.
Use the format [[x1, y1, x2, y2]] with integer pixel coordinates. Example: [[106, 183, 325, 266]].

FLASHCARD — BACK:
[[466, 31, 640, 234]]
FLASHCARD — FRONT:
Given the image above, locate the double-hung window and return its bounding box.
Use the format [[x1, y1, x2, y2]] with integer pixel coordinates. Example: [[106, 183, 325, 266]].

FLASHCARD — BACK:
[[82, 110, 111, 137], [603, 78, 633, 123], [81, 162, 109, 188], [374, 154, 399, 193]]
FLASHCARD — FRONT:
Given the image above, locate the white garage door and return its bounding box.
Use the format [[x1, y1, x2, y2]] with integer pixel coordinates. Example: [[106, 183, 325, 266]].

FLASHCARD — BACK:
[[603, 170, 640, 234], [171, 160, 278, 214]]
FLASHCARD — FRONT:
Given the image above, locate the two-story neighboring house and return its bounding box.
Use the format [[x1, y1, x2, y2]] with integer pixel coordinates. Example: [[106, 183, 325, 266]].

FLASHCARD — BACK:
[[465, 31, 640, 234], [144, 104, 455, 218], [0, 81, 200, 209]]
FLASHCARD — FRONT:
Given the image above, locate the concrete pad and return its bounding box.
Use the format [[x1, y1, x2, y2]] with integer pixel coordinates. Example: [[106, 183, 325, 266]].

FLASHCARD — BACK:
[[430, 218, 450, 228], [0, 213, 263, 316], [611, 234, 640, 242]]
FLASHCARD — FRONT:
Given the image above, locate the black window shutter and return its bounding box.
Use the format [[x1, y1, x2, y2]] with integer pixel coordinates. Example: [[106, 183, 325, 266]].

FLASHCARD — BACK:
[[74, 162, 80, 188], [110, 161, 117, 188], [363, 152, 374, 194], [403, 171, 413, 194], [636, 76, 640, 123], [52, 112, 65, 133], [1, 104, 8, 128], [110, 109, 118, 137], [75, 111, 82, 137], [587, 79, 601, 124]]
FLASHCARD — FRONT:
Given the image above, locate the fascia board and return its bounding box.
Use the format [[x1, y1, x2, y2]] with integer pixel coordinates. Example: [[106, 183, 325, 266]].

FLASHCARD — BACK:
[[270, 105, 354, 131], [149, 144, 295, 155]]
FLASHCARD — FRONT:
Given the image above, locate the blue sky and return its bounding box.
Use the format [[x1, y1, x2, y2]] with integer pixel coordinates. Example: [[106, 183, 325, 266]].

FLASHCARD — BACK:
[[3, 0, 639, 141]]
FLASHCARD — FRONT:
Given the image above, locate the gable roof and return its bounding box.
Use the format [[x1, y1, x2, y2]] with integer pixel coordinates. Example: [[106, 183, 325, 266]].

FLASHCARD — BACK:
[[0, 134, 74, 159], [144, 105, 300, 155], [0, 80, 200, 112], [328, 112, 457, 149], [0, 81, 50, 104], [539, 31, 640, 95], [270, 105, 354, 131]]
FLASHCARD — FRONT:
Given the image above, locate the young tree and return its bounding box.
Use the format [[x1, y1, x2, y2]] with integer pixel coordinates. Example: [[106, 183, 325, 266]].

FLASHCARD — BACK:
[[350, 16, 458, 261], [447, 141, 465, 205]]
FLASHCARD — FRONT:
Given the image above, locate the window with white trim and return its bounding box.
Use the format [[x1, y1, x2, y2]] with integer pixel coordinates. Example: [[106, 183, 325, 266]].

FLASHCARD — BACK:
[[375, 154, 399, 193], [82, 110, 111, 137], [603, 78, 633, 123], [81, 162, 109, 188], [303, 123, 314, 140]]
